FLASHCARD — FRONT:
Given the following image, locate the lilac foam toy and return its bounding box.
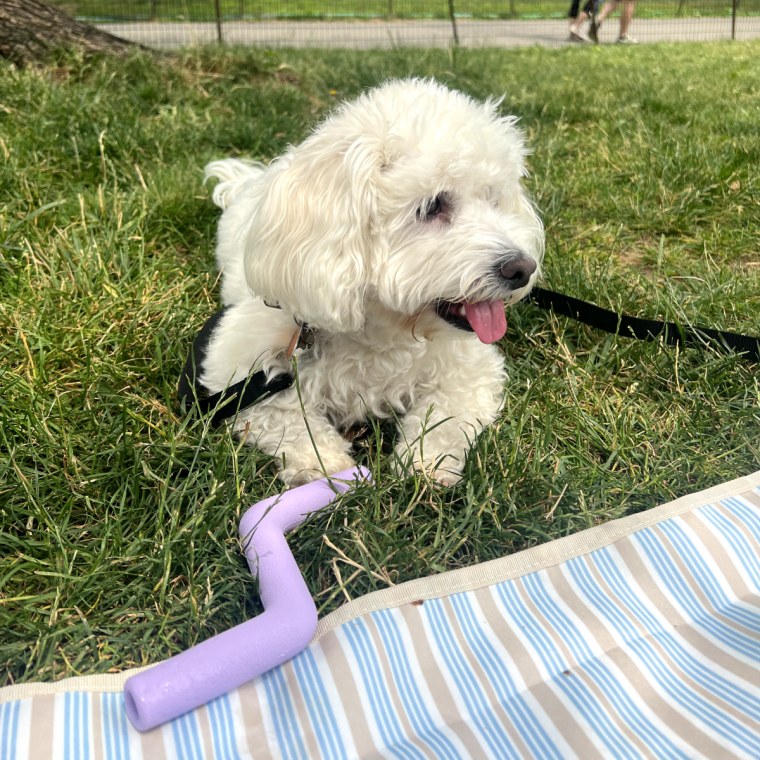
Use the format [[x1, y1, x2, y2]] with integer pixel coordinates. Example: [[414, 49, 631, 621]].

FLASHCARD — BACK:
[[124, 466, 370, 732]]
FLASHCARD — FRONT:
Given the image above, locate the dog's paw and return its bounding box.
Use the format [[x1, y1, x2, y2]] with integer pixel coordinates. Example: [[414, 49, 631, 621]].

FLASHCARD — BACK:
[[280, 450, 357, 487], [429, 468, 463, 487], [393, 447, 463, 487]]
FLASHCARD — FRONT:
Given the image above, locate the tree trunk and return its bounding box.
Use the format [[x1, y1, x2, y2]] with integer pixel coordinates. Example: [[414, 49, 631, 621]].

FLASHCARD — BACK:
[[0, 0, 146, 66]]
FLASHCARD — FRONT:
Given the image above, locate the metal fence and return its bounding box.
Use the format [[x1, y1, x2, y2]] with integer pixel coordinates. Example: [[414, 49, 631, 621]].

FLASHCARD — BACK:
[[52, 1, 760, 48]]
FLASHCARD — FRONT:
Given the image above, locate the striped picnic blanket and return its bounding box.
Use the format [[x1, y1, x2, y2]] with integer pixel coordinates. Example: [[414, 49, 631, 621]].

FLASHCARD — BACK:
[[2, 471, 759, 759]]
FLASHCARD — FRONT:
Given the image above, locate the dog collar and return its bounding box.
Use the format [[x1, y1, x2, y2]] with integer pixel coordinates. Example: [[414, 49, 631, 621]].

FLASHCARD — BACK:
[[284, 321, 316, 359], [264, 300, 316, 360]]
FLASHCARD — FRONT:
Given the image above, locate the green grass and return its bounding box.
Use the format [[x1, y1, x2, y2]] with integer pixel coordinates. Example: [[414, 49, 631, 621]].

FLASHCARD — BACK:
[[1, 41, 759, 684], [52, 0, 760, 21]]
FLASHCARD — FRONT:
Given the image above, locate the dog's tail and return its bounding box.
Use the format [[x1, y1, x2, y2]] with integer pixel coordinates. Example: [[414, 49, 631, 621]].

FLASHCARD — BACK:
[[204, 159, 266, 210]]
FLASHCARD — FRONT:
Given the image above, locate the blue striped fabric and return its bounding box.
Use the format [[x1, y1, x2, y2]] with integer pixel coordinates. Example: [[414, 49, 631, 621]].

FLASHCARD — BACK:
[[291, 649, 348, 759], [168, 708, 205, 759], [206, 694, 239, 759], [61, 692, 90, 760], [372, 607, 462, 759], [101, 694, 131, 760], [260, 662, 310, 758], [2, 477, 759, 759], [1, 701, 21, 760]]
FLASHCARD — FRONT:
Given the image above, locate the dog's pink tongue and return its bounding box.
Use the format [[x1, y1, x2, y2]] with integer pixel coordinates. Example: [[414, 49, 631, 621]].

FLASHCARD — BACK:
[[463, 300, 507, 344]]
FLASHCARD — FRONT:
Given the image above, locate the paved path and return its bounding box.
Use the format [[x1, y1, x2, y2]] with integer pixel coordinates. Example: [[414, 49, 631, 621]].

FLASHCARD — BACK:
[[99, 17, 759, 50]]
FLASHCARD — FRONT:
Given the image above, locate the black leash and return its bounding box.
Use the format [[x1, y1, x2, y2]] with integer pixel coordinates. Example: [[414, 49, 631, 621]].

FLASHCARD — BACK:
[[180, 288, 758, 426], [177, 307, 294, 427], [179, 369, 294, 428], [526, 286, 760, 362]]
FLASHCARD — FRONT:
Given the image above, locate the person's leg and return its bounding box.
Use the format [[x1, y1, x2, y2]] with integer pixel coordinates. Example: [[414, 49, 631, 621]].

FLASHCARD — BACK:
[[596, 0, 616, 26], [569, 11, 589, 39], [589, 0, 615, 42], [618, 0, 636, 39], [568, 0, 589, 39]]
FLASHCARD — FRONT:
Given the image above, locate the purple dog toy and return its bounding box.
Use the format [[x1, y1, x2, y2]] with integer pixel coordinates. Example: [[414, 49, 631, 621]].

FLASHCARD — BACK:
[[124, 466, 370, 732]]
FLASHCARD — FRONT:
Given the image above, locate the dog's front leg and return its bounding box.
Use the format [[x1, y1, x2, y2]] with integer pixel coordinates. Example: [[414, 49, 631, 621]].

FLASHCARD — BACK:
[[235, 394, 355, 486], [395, 346, 505, 485], [394, 402, 486, 486]]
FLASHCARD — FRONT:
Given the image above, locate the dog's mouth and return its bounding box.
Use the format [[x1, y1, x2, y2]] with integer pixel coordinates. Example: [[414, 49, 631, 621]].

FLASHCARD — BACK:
[[434, 299, 507, 344]]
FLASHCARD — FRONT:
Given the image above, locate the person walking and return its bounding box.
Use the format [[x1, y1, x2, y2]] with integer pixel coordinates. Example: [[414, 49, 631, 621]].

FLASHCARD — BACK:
[[567, 0, 598, 42], [589, 0, 638, 44]]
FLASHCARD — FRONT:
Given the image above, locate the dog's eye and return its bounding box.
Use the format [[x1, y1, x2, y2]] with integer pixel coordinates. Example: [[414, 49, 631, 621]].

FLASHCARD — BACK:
[[417, 193, 449, 222], [427, 195, 443, 217]]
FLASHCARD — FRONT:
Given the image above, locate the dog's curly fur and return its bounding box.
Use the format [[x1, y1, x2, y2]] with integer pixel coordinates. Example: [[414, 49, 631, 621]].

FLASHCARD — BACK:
[[200, 78, 544, 485]]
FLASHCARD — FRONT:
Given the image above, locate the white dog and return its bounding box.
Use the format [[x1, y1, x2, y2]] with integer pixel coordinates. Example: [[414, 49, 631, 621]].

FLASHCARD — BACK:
[[189, 78, 543, 486]]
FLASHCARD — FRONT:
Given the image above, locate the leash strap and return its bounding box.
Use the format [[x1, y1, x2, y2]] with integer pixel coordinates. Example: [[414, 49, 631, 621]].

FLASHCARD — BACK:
[[181, 287, 757, 427], [185, 371, 294, 427], [177, 307, 294, 426], [527, 286, 760, 362]]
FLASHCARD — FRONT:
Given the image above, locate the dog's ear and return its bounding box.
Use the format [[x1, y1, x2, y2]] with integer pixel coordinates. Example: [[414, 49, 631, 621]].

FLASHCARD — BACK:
[[243, 141, 375, 333]]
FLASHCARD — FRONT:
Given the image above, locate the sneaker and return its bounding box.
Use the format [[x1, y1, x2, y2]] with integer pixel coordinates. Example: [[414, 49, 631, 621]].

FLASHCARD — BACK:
[[568, 31, 587, 43], [616, 35, 639, 44], [588, 19, 600, 43]]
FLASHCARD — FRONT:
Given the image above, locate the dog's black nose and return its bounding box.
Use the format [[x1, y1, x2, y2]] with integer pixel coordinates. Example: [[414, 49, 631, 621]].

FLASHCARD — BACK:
[[500, 255, 537, 290]]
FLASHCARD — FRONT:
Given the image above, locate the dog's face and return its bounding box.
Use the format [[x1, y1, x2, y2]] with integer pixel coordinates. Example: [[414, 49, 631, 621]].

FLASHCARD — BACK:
[[243, 79, 543, 342]]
